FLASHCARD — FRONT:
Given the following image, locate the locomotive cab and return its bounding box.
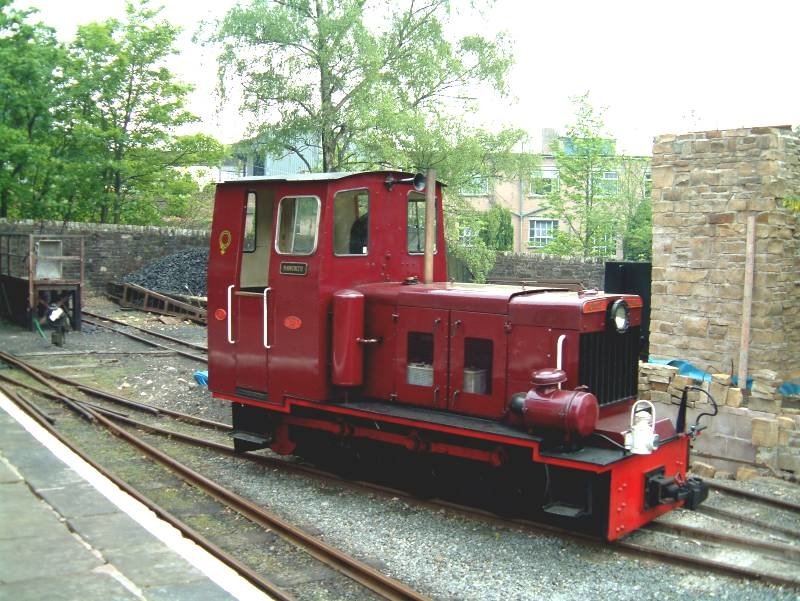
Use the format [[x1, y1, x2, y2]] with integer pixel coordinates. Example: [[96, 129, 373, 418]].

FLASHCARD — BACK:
[[207, 170, 709, 541], [208, 172, 447, 411]]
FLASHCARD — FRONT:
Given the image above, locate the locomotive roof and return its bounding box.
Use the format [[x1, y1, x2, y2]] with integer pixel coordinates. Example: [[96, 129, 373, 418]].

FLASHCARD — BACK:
[[219, 170, 440, 185]]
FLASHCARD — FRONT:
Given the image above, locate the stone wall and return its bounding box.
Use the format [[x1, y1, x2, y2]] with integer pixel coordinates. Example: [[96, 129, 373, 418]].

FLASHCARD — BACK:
[[640, 362, 800, 480], [0, 219, 210, 293], [488, 253, 605, 289], [650, 126, 800, 385]]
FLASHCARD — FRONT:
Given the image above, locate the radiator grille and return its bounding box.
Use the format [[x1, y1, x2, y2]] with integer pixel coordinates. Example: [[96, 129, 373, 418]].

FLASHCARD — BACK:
[[578, 326, 640, 406]]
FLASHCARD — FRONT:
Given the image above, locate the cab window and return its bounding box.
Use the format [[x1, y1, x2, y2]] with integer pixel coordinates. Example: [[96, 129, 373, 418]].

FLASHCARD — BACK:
[[334, 189, 369, 255], [276, 196, 320, 255], [407, 191, 436, 254]]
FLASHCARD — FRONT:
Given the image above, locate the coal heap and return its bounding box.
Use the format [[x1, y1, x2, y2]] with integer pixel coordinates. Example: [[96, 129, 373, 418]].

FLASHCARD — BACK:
[[123, 248, 208, 296]]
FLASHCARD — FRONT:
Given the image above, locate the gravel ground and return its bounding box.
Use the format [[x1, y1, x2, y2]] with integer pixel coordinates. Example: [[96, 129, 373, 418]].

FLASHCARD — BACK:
[[1, 300, 798, 601]]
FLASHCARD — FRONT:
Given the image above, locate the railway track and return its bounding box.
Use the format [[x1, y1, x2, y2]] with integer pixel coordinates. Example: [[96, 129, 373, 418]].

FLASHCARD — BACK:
[[81, 311, 207, 363], [4, 314, 800, 592], [0, 350, 431, 601]]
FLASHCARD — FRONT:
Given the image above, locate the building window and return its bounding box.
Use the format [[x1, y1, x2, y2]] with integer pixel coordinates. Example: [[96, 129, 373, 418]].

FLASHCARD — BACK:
[[528, 219, 557, 248], [529, 168, 559, 196], [599, 170, 618, 194]]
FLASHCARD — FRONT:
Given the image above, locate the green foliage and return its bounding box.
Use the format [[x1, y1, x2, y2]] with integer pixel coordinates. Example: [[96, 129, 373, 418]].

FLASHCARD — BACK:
[[541, 93, 651, 260], [0, 0, 224, 224], [616, 155, 652, 260], [0, 1, 65, 218], [443, 194, 495, 282], [480, 204, 513, 251], [541, 93, 619, 258], [66, 2, 225, 224], [213, 0, 515, 173], [212, 0, 526, 278]]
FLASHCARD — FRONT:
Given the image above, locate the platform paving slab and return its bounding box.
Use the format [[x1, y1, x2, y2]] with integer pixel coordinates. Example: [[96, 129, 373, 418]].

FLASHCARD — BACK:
[[0, 407, 240, 601], [0, 570, 139, 601], [35, 481, 120, 520], [143, 579, 246, 601]]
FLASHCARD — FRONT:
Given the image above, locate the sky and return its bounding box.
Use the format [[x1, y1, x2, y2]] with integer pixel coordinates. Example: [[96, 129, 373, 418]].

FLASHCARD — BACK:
[[19, 0, 800, 155]]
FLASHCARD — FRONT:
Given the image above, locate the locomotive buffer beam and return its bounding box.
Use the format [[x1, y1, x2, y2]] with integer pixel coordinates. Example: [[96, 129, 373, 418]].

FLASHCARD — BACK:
[[644, 468, 708, 511]]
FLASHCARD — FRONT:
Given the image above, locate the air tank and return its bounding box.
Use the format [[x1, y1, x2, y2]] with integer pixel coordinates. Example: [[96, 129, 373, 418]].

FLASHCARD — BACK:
[[331, 289, 365, 386]]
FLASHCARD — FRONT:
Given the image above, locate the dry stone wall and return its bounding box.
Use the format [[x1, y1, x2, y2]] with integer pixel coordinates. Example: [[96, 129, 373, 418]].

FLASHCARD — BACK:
[[639, 363, 799, 479], [488, 254, 605, 289], [650, 126, 799, 384]]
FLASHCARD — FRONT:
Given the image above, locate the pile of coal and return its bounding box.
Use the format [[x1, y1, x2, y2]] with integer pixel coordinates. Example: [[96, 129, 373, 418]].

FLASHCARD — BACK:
[[123, 248, 208, 296]]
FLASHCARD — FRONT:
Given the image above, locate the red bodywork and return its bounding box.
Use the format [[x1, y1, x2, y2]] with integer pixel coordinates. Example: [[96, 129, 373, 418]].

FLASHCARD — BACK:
[[207, 171, 699, 540]]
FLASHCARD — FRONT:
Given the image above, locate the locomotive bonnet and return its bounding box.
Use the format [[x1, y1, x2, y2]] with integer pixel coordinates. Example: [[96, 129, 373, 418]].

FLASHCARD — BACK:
[[207, 170, 709, 540]]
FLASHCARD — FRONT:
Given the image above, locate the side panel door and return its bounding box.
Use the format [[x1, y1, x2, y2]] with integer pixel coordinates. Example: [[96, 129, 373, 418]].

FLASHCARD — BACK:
[[448, 311, 508, 419], [394, 306, 449, 409], [232, 192, 274, 402], [234, 290, 271, 401]]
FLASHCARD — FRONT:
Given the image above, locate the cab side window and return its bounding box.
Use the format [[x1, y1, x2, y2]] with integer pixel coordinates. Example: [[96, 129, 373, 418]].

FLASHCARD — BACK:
[[276, 196, 320, 255], [407, 191, 436, 254], [333, 189, 369, 255]]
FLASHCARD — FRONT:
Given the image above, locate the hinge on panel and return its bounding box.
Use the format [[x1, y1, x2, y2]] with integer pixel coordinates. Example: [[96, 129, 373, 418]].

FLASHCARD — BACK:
[[391, 312, 399, 321], [504, 321, 512, 333]]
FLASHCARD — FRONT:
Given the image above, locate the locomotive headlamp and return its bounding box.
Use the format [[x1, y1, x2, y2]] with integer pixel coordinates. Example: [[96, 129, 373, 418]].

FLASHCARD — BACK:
[[608, 299, 630, 334]]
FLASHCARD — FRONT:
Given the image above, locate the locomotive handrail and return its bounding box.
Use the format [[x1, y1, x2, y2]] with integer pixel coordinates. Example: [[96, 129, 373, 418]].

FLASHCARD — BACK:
[[227, 285, 235, 344], [263, 287, 272, 349]]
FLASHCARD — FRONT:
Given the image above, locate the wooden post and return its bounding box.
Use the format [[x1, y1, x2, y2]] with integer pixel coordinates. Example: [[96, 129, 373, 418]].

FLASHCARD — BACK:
[[737, 214, 756, 393], [424, 168, 436, 284]]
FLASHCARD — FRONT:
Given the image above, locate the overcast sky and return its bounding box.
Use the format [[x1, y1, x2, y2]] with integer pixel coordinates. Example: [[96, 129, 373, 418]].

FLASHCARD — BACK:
[[20, 0, 800, 155]]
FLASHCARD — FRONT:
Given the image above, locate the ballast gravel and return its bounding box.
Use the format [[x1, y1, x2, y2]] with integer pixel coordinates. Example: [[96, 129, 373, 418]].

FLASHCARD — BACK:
[[1, 302, 797, 601], [206, 454, 797, 601]]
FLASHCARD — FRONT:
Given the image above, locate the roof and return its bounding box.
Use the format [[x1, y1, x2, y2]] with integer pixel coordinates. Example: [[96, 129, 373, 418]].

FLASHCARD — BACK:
[[219, 170, 439, 185]]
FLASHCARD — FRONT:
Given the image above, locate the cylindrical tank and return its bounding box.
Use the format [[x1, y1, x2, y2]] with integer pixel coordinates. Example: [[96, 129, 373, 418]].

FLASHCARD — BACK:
[[332, 289, 365, 386], [512, 368, 599, 437]]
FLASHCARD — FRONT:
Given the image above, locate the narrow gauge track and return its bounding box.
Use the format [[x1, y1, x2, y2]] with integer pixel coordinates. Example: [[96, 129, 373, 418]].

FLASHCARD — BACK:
[[0, 351, 431, 601], [81, 310, 207, 363], [2, 348, 798, 591], [66, 392, 800, 589]]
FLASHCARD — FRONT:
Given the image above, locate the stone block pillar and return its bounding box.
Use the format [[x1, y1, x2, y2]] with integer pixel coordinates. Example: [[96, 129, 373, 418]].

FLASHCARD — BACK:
[[650, 126, 799, 385]]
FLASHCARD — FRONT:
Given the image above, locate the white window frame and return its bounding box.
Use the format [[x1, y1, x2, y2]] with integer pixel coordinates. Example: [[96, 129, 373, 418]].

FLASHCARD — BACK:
[[528, 219, 557, 248], [529, 167, 559, 196]]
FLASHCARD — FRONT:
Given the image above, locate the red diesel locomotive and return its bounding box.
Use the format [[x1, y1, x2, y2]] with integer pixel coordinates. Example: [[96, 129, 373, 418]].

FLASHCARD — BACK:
[[207, 170, 708, 540]]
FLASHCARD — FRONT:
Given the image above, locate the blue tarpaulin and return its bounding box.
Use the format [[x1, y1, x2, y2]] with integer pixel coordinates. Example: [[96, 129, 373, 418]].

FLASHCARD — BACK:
[[194, 370, 208, 387], [648, 358, 799, 396]]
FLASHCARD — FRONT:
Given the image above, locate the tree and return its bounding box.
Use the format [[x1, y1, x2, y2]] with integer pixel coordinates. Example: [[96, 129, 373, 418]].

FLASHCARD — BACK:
[[0, 1, 64, 218], [212, 0, 526, 279], [480, 204, 513, 251], [65, 1, 224, 224], [541, 93, 620, 258], [211, 0, 517, 172], [615, 154, 652, 260]]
